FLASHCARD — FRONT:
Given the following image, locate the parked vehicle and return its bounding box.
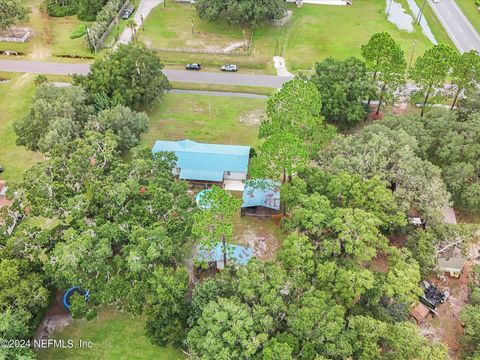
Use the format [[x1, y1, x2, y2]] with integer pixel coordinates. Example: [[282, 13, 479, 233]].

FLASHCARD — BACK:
[[221, 64, 238, 72], [122, 5, 135, 19], [186, 63, 202, 70]]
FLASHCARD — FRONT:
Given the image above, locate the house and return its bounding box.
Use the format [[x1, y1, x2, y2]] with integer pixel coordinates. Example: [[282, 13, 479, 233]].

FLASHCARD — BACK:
[[438, 257, 466, 278], [197, 242, 253, 270], [152, 139, 250, 191], [241, 179, 281, 218]]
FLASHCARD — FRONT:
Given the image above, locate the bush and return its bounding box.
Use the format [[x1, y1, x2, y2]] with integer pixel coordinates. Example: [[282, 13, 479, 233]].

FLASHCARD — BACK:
[[70, 23, 87, 39], [78, 0, 105, 21], [86, 0, 125, 49], [45, 0, 78, 17]]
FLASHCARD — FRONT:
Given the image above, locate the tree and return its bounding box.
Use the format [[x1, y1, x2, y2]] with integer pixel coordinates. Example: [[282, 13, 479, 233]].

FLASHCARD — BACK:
[[87, 105, 149, 153], [145, 266, 189, 346], [77, 0, 103, 21], [461, 305, 480, 360], [451, 50, 480, 110], [361, 32, 406, 114], [192, 186, 241, 267], [195, 0, 286, 27], [0, 0, 29, 34], [13, 84, 93, 152], [251, 131, 308, 184], [74, 43, 170, 110], [311, 57, 375, 129], [410, 44, 457, 117], [187, 297, 268, 360], [318, 124, 451, 222]]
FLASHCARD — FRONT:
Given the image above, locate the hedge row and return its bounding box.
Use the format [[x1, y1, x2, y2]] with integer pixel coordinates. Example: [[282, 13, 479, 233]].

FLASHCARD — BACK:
[[86, 0, 125, 49]]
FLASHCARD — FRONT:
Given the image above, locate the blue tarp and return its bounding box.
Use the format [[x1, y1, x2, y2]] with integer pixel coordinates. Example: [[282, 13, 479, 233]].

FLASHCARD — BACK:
[[197, 242, 253, 266], [242, 179, 281, 210], [152, 139, 250, 182]]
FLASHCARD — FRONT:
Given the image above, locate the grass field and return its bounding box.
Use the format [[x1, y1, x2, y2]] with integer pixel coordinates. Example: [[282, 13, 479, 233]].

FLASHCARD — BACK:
[[0, 0, 94, 60], [141, 1, 444, 73], [0, 73, 43, 183], [142, 93, 266, 148], [457, 0, 480, 34], [36, 308, 184, 360]]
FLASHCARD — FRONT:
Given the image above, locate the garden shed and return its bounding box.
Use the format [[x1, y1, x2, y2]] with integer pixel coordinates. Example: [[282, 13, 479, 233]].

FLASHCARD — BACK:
[[241, 179, 280, 218], [197, 242, 253, 270], [438, 257, 466, 278]]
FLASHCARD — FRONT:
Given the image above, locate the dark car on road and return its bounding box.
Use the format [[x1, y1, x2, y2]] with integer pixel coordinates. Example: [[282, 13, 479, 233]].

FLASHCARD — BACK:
[[221, 64, 238, 72], [186, 63, 202, 70]]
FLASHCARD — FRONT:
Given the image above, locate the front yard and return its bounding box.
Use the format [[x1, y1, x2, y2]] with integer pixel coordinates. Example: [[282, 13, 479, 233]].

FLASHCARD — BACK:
[[36, 308, 184, 360], [140, 0, 444, 73]]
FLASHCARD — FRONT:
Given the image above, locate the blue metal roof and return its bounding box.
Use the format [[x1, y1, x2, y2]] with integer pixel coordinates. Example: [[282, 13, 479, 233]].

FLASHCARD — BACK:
[[152, 139, 250, 182], [197, 243, 253, 265], [242, 179, 281, 210]]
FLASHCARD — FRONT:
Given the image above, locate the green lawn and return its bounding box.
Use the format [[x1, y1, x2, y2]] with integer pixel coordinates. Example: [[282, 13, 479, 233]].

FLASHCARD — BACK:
[[457, 0, 480, 34], [36, 308, 184, 360], [0, 73, 43, 183], [0, 0, 93, 60], [140, 1, 442, 73], [142, 93, 266, 148]]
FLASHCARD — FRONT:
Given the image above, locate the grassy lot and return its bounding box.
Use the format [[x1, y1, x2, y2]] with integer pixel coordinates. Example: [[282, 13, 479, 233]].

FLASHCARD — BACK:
[[0, 73, 43, 183], [140, 2, 248, 51], [170, 81, 275, 95], [141, 1, 441, 73], [142, 93, 266, 148], [36, 308, 184, 360], [457, 0, 480, 34], [0, 0, 94, 60]]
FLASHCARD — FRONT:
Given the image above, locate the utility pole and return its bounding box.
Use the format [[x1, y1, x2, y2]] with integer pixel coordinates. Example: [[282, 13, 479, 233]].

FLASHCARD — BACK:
[[191, 16, 194, 34], [408, 40, 417, 71], [416, 0, 427, 25]]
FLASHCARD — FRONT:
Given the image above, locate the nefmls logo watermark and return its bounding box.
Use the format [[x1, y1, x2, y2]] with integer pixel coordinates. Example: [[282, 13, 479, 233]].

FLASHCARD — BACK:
[[34, 339, 93, 349]]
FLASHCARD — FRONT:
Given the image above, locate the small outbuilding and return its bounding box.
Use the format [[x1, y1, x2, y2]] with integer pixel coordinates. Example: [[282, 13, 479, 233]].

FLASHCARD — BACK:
[[438, 257, 466, 278], [197, 242, 253, 270], [241, 179, 280, 218], [410, 303, 431, 324]]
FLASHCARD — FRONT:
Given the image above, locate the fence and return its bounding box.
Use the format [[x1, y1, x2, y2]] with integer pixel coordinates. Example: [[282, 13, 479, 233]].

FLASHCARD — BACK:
[[0, 31, 31, 43], [89, 0, 130, 53]]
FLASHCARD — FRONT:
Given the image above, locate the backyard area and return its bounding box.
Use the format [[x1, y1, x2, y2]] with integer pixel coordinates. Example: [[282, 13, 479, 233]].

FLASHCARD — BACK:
[[36, 307, 184, 360], [0, 73, 43, 183], [142, 93, 266, 147], [140, 0, 448, 73]]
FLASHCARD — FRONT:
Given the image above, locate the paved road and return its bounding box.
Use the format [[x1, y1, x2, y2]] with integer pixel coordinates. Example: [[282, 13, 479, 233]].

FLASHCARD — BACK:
[[0, 59, 291, 87], [428, 0, 480, 53], [169, 89, 268, 98]]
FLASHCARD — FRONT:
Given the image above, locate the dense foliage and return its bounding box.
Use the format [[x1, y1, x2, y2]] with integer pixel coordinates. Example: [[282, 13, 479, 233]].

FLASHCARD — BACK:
[[44, 0, 78, 17], [78, 0, 105, 21], [84, 0, 125, 50], [14, 84, 149, 153], [74, 43, 170, 110], [311, 57, 375, 129], [195, 0, 286, 27], [381, 110, 480, 214], [317, 123, 451, 222], [0, 0, 30, 31]]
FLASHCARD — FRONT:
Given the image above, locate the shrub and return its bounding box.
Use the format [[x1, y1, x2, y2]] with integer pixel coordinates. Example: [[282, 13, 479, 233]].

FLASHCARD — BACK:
[[44, 0, 78, 17], [85, 0, 124, 50], [70, 23, 87, 39]]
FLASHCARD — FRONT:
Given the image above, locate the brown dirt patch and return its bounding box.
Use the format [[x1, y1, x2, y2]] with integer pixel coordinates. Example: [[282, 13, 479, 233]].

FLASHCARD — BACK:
[[419, 264, 472, 359], [33, 291, 73, 347], [238, 109, 266, 126]]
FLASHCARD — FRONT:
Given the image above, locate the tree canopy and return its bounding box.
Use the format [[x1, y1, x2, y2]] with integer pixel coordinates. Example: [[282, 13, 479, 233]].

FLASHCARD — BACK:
[[195, 0, 286, 27], [0, 0, 29, 31], [311, 57, 375, 129], [74, 43, 170, 110]]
